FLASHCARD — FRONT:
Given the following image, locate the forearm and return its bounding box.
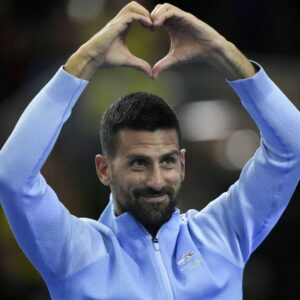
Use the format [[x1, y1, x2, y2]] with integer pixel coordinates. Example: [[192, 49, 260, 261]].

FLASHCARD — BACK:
[[225, 64, 300, 260], [0, 68, 88, 197], [229, 64, 300, 161]]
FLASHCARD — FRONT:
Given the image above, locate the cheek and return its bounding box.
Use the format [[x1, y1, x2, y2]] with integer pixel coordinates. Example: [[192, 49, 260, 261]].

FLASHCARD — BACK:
[[166, 169, 183, 186], [115, 171, 146, 190]]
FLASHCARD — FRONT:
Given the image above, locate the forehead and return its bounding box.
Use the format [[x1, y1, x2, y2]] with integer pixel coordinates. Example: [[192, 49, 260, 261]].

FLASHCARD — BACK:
[[115, 129, 179, 158]]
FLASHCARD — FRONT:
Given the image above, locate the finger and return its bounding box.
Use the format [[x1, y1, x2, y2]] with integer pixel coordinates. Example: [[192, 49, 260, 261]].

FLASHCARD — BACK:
[[122, 11, 152, 27], [152, 9, 182, 28], [150, 4, 162, 16], [150, 4, 162, 29], [116, 1, 150, 19], [110, 12, 153, 34], [152, 54, 177, 79], [122, 12, 153, 30], [125, 54, 153, 78], [151, 3, 179, 27], [151, 3, 174, 16]]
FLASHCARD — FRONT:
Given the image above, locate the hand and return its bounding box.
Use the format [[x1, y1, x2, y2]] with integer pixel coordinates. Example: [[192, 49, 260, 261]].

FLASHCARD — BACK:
[[65, 2, 153, 79], [151, 3, 255, 80], [151, 4, 223, 78]]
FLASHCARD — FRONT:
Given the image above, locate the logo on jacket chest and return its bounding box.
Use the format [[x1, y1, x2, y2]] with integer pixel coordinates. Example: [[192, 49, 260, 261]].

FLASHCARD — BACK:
[[176, 251, 201, 272]]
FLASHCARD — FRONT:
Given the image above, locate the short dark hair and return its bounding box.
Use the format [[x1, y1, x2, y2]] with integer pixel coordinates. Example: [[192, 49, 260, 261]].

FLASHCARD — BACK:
[[100, 92, 181, 158]]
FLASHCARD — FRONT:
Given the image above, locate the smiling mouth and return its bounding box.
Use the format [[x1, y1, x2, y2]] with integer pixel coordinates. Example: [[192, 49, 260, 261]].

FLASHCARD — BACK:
[[139, 194, 168, 203]]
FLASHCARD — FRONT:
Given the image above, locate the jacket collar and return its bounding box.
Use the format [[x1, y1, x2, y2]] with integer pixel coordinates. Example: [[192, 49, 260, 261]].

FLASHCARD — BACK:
[[99, 194, 181, 239]]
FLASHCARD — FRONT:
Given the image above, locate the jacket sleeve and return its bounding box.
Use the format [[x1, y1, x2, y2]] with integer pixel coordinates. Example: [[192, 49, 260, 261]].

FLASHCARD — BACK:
[[189, 63, 300, 267], [0, 68, 102, 280]]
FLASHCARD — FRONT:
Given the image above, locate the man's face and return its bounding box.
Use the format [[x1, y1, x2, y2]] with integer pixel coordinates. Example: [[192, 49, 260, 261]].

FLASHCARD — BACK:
[[96, 129, 185, 232]]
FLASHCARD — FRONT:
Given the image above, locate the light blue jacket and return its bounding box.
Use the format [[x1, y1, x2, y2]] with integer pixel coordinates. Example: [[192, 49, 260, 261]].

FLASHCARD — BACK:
[[0, 64, 299, 299]]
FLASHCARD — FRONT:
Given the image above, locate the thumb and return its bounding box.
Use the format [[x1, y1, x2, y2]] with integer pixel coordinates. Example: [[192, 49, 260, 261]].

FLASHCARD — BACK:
[[152, 54, 177, 79], [125, 54, 153, 78]]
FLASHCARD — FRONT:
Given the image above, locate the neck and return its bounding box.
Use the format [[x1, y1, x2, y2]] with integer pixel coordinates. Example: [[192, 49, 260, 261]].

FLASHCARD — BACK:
[[144, 225, 160, 239]]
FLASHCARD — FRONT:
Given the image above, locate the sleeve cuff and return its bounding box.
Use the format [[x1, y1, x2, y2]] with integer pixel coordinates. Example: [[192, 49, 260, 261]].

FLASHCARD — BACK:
[[42, 66, 89, 104], [226, 61, 276, 103]]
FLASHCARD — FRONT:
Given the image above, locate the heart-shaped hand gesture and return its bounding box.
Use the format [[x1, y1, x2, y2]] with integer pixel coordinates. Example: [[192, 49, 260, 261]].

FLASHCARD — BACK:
[[65, 2, 255, 80]]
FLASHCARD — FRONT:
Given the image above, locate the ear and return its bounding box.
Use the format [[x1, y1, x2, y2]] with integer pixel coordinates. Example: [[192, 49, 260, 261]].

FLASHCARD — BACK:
[[95, 154, 111, 186], [179, 149, 186, 182]]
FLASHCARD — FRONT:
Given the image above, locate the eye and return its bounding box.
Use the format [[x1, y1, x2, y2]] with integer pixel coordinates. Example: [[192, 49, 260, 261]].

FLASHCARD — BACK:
[[130, 159, 148, 170], [161, 156, 176, 168]]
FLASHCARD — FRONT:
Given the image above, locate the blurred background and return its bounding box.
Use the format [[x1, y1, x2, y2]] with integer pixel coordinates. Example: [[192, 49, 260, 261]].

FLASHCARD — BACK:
[[0, 0, 299, 299]]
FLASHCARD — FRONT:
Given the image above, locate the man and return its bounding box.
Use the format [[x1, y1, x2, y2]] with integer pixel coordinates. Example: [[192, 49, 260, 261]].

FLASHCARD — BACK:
[[0, 2, 299, 299]]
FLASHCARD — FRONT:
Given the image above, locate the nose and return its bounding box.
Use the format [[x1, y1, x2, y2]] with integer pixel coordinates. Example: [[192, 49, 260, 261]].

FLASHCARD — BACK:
[[147, 164, 165, 191]]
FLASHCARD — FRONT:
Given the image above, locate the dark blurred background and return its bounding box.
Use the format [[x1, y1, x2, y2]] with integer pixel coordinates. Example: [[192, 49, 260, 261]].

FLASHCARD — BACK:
[[0, 0, 299, 299]]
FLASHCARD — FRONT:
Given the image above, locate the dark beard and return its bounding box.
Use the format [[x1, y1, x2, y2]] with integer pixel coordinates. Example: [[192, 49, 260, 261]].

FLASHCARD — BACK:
[[118, 186, 180, 231]]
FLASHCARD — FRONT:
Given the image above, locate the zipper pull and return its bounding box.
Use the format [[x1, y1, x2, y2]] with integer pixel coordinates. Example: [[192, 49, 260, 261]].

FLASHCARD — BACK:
[[152, 237, 160, 251]]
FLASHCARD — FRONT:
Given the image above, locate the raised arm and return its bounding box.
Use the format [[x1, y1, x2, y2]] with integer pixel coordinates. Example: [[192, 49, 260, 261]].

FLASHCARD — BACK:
[[151, 3, 300, 265], [0, 2, 152, 280]]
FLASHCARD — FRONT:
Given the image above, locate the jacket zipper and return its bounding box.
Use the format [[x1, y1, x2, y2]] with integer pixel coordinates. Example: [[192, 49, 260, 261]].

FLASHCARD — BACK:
[[152, 237, 175, 300]]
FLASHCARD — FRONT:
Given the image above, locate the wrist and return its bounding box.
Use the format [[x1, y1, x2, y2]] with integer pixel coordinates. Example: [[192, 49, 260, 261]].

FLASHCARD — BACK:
[[207, 39, 256, 80], [64, 46, 100, 80]]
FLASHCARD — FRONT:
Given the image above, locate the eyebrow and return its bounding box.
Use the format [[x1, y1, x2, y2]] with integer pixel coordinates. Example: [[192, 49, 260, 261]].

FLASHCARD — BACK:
[[160, 150, 180, 159], [126, 149, 179, 161]]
